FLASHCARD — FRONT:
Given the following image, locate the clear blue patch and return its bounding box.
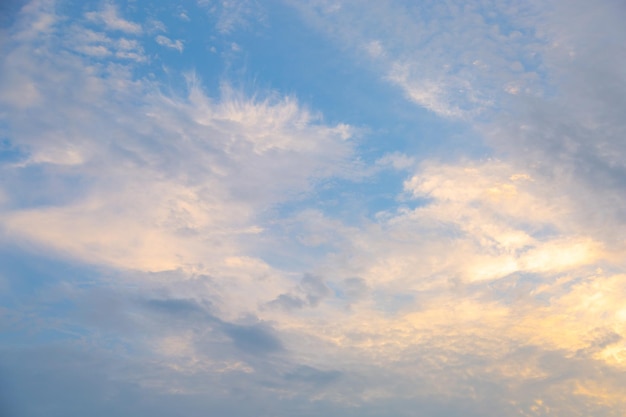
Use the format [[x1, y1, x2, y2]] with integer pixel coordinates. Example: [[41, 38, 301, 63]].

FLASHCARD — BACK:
[[0, 139, 28, 164], [0, 245, 104, 345]]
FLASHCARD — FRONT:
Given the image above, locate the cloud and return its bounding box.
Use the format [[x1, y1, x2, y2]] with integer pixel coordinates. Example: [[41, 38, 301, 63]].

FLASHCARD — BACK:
[[2, 1, 626, 416], [375, 152, 415, 171], [475, 1, 626, 253], [269, 273, 331, 310], [143, 298, 207, 317], [284, 365, 341, 386], [155, 35, 183, 52], [86, 3, 142, 34], [0, 4, 357, 274], [220, 321, 284, 355], [198, 0, 264, 34], [289, 0, 545, 118], [338, 277, 368, 300], [269, 293, 307, 311], [251, 157, 626, 412]]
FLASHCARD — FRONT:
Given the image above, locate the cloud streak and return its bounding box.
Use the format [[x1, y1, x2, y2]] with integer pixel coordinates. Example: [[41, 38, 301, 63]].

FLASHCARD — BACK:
[[85, 3, 142, 34], [155, 34, 183, 52]]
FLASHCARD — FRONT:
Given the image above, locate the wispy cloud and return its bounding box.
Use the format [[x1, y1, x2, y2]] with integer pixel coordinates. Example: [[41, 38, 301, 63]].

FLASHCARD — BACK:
[[198, 0, 265, 34], [85, 3, 142, 34], [290, 0, 546, 118], [155, 34, 184, 52]]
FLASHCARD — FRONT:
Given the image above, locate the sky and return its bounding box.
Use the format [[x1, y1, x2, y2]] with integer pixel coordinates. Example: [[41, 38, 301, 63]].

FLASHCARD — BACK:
[[1, 0, 626, 416]]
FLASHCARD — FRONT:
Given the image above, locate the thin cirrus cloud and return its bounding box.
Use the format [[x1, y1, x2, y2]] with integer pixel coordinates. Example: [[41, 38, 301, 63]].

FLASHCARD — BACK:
[[1, 0, 626, 416], [288, 0, 547, 119], [85, 2, 142, 34]]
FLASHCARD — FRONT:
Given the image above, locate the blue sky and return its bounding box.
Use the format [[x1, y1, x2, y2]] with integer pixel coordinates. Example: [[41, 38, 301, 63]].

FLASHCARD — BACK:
[[1, 1, 626, 416]]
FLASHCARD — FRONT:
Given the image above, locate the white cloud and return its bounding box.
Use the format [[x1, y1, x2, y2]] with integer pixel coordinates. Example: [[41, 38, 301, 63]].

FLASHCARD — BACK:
[[375, 152, 415, 171], [387, 65, 468, 118], [364, 40, 384, 58], [155, 35, 184, 52], [86, 3, 142, 34], [62, 20, 146, 62], [0, 8, 357, 280], [9, 0, 57, 41], [146, 18, 166, 33]]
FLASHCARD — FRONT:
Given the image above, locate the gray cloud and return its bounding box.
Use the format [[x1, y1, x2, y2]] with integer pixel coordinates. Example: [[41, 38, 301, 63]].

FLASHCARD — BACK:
[[140, 294, 286, 357], [481, 0, 626, 245], [340, 277, 368, 300], [300, 274, 331, 306], [284, 365, 342, 386], [268, 273, 331, 310], [220, 321, 284, 355], [269, 293, 306, 310], [143, 297, 208, 317]]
